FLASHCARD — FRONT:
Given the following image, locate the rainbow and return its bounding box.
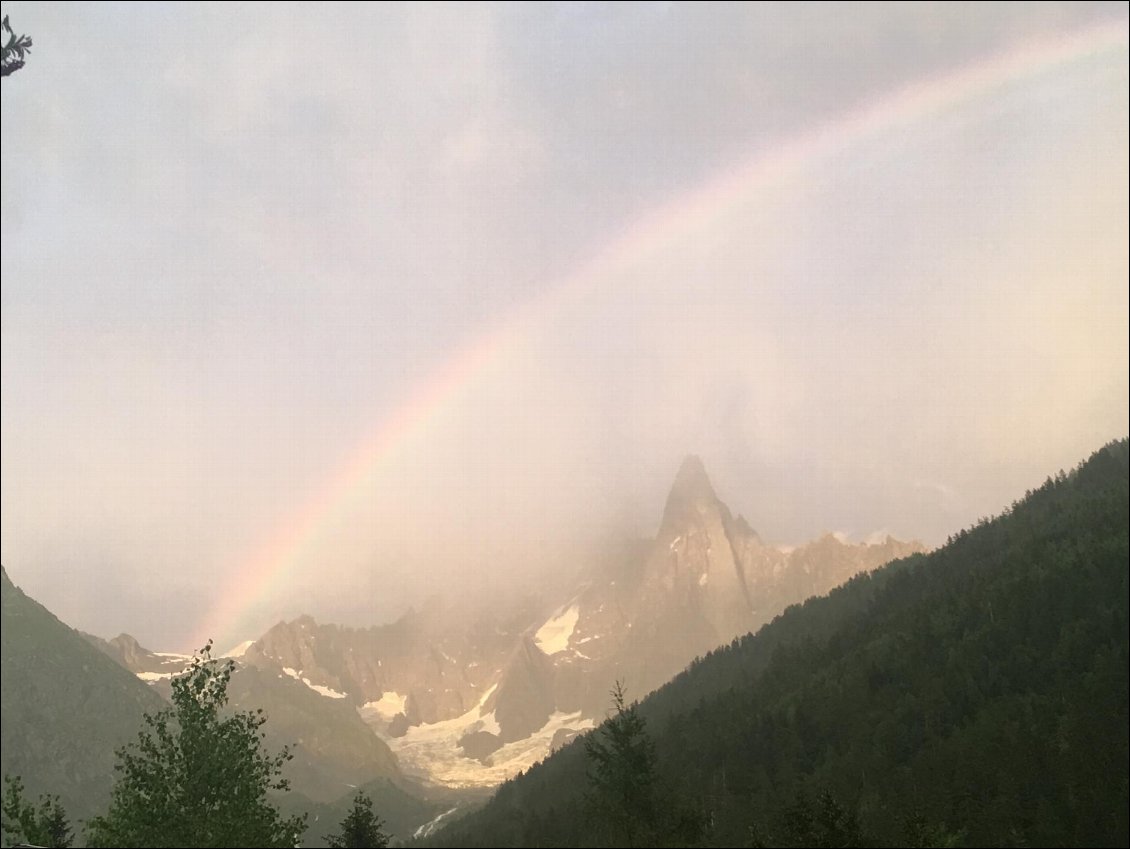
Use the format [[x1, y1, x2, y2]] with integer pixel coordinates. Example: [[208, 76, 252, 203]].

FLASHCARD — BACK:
[[190, 21, 1127, 652]]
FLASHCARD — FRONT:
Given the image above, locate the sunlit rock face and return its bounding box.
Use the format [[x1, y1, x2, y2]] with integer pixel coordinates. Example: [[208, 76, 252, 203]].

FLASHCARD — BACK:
[[151, 458, 922, 788]]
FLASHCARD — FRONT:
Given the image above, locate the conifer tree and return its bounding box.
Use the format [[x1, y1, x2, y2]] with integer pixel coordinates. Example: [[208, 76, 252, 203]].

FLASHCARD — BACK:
[[326, 791, 390, 849], [1, 775, 72, 848], [584, 681, 658, 848]]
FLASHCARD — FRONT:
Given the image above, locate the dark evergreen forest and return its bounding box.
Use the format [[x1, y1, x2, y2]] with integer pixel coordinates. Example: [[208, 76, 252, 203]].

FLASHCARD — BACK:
[[433, 439, 1129, 848]]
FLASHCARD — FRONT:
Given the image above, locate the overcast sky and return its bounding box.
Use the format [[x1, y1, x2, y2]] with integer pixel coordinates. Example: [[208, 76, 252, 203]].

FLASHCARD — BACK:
[[2, 2, 1127, 651]]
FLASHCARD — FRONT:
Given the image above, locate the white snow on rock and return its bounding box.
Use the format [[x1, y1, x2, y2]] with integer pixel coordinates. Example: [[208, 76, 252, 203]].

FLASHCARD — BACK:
[[534, 604, 580, 655], [379, 695, 593, 788], [221, 640, 255, 658], [281, 666, 347, 699], [414, 807, 459, 840], [305, 681, 348, 699], [698, 572, 709, 587], [136, 671, 175, 682], [360, 691, 408, 722], [470, 682, 497, 713]]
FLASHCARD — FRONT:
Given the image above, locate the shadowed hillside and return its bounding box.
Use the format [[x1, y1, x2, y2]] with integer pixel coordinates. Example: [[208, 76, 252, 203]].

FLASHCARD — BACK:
[[433, 439, 1129, 848], [0, 567, 168, 822]]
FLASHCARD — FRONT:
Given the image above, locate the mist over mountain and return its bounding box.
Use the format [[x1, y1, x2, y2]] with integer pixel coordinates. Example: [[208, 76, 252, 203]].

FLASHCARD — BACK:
[[1, 6, 1127, 847], [1, 453, 922, 843], [216, 457, 920, 788], [10, 455, 921, 812], [2, 3, 1126, 651], [434, 439, 1129, 847], [3, 440, 1125, 847]]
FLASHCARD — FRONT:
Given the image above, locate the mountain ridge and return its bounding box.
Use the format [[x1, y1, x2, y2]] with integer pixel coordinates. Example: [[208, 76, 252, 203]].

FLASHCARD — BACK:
[[225, 457, 922, 787], [431, 438, 1129, 847], [0, 566, 169, 822]]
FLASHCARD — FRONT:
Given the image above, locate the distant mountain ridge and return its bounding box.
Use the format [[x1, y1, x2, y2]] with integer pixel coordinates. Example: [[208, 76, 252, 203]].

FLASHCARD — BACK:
[[232, 457, 922, 786], [5, 455, 924, 810], [82, 627, 404, 803], [433, 438, 1130, 847]]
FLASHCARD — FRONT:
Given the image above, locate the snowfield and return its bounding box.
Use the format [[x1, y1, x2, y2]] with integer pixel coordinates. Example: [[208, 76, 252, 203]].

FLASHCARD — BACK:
[[221, 640, 255, 658], [534, 604, 580, 655], [136, 671, 175, 682], [281, 667, 347, 699], [361, 682, 592, 787], [359, 691, 408, 722]]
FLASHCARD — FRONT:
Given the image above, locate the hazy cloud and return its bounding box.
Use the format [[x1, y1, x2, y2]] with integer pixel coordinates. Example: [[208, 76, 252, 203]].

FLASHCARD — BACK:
[[2, 2, 1127, 649]]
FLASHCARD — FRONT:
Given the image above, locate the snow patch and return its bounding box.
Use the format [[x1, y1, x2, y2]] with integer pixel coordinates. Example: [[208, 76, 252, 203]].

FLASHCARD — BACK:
[[136, 671, 175, 682], [698, 572, 709, 587], [414, 807, 459, 840], [381, 703, 593, 789], [281, 667, 347, 699], [305, 681, 348, 699], [534, 604, 580, 655], [476, 682, 498, 709], [221, 640, 255, 658], [154, 652, 192, 660], [478, 710, 502, 736], [361, 691, 407, 722]]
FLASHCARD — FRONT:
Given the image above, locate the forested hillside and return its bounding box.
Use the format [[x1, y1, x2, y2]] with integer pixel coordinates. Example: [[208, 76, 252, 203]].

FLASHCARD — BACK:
[[0, 567, 168, 822], [435, 439, 1129, 848]]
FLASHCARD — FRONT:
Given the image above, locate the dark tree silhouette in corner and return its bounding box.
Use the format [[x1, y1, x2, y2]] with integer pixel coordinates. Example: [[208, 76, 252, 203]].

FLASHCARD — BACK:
[[1, 15, 33, 78]]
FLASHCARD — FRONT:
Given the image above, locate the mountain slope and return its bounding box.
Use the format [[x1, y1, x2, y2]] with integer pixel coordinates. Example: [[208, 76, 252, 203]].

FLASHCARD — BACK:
[[86, 629, 408, 807], [434, 439, 1129, 847], [0, 567, 169, 822], [240, 458, 919, 788], [76, 624, 456, 845]]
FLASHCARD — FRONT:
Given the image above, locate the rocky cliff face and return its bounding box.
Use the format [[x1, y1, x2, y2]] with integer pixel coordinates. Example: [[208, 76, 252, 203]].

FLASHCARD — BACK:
[[85, 626, 404, 804], [244, 603, 531, 732], [227, 457, 923, 788], [544, 456, 923, 718]]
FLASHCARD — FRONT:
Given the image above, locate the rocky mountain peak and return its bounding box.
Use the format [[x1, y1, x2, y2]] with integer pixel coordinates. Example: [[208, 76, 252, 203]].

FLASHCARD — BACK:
[[660, 455, 723, 533]]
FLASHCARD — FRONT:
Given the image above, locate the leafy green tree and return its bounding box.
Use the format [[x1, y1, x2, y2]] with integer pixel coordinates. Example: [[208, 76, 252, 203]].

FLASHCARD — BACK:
[[584, 681, 658, 847], [85, 641, 306, 848], [1, 15, 33, 78], [325, 791, 390, 849], [1, 775, 72, 848]]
